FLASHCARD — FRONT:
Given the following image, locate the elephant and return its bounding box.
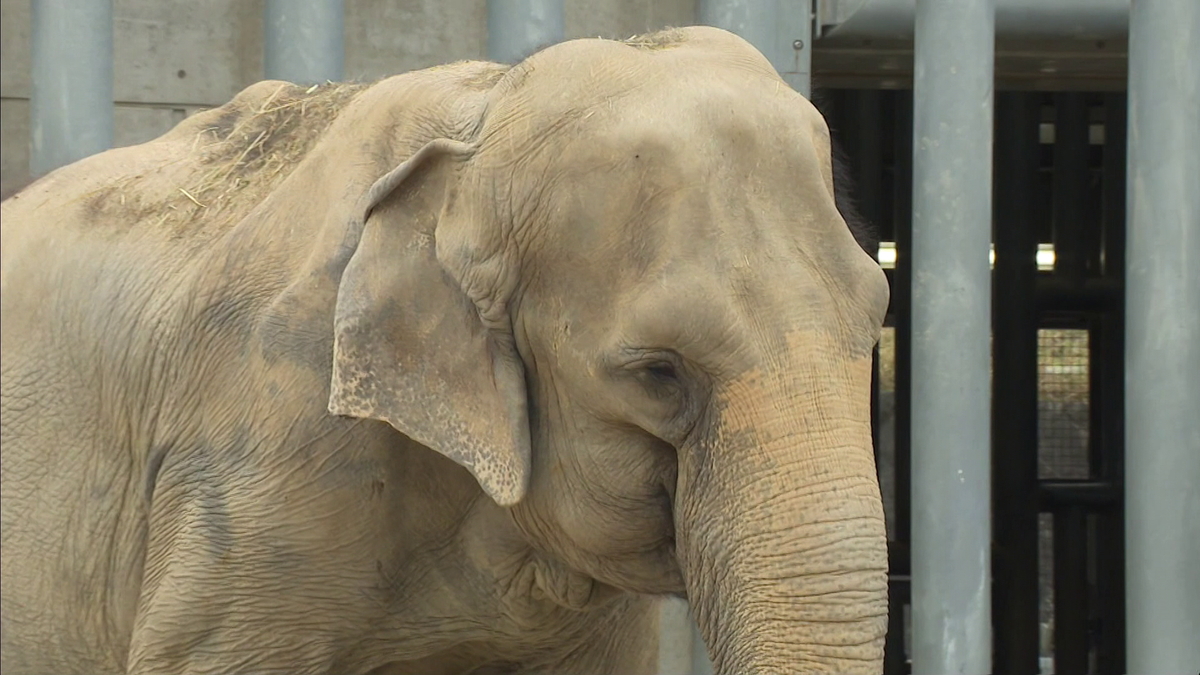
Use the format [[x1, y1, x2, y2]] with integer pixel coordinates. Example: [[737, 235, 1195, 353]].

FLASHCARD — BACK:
[[0, 26, 889, 675]]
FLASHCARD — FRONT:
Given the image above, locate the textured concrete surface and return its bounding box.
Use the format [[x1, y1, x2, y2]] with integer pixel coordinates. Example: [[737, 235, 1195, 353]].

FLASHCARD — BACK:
[[1, 0, 693, 196]]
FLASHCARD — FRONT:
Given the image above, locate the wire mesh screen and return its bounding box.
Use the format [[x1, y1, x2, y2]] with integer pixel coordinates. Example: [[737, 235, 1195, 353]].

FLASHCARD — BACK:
[[1038, 328, 1091, 479], [1037, 327, 1092, 671]]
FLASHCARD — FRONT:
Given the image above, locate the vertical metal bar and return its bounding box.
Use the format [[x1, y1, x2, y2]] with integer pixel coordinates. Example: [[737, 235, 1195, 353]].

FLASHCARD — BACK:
[[1094, 91, 1127, 675], [264, 0, 344, 85], [1101, 94, 1127, 284], [1034, 95, 1056, 248], [30, 0, 114, 177], [1053, 505, 1091, 674], [696, 0, 813, 98], [884, 584, 909, 675], [910, 0, 995, 672], [872, 328, 883, 449], [850, 89, 887, 494], [887, 88, 914, 675], [486, 0, 565, 64], [894, 88, 914, 551], [1052, 93, 1090, 284], [854, 90, 885, 230], [872, 308, 883, 465], [1083, 106, 1105, 283], [1050, 89, 1097, 674], [990, 91, 1041, 675], [1125, 1, 1200, 672]]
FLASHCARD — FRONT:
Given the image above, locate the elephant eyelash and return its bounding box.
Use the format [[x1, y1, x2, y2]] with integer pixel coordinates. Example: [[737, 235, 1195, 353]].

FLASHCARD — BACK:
[[614, 349, 688, 396], [624, 355, 686, 394]]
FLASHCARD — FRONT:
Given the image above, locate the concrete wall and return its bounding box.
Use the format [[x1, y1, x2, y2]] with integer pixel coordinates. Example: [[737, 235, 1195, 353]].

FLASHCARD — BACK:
[[0, 0, 695, 197]]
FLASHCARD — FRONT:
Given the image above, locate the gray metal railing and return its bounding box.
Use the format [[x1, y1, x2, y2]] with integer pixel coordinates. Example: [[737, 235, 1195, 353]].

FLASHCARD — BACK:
[[30, 0, 113, 178], [1123, 1, 1200, 672], [486, 0, 564, 64], [263, 0, 345, 86], [909, 0, 995, 673]]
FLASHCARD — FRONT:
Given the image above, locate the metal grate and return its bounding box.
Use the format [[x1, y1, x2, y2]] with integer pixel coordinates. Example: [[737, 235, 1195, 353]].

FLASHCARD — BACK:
[[1037, 326, 1093, 674], [1038, 328, 1091, 479]]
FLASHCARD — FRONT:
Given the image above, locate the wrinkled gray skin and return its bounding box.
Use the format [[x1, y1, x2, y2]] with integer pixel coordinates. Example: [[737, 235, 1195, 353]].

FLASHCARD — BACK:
[[0, 27, 889, 675]]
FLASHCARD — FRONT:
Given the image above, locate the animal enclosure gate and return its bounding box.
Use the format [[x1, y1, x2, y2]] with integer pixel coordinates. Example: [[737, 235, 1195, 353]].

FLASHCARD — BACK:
[[821, 89, 1129, 674]]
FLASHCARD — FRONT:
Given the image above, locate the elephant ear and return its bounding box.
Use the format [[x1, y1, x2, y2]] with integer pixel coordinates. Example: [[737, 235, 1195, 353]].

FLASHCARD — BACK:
[[328, 139, 531, 507]]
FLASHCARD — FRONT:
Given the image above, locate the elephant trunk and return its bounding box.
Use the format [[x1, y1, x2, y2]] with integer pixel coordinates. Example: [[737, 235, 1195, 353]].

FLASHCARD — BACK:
[[676, 356, 888, 674]]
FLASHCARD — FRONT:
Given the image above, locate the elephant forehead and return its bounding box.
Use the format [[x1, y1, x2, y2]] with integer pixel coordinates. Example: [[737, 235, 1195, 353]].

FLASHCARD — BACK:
[[529, 125, 847, 282], [491, 27, 803, 121], [478, 33, 832, 171], [512, 130, 881, 339], [530, 81, 824, 163]]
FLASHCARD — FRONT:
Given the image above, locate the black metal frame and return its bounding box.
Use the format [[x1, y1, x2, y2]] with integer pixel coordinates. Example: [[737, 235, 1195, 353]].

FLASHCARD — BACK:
[[821, 88, 1127, 675]]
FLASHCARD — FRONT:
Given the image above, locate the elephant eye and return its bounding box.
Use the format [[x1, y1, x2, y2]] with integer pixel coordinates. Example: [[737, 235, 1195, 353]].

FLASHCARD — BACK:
[[617, 351, 687, 396], [643, 361, 678, 382]]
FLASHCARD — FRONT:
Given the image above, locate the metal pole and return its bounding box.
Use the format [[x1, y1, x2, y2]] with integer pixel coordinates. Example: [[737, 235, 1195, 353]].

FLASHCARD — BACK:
[[816, 0, 1127, 42], [697, 0, 813, 98], [909, 0, 994, 672], [486, 0, 564, 64], [30, 0, 113, 178], [264, 0, 344, 85], [1125, 0, 1200, 671]]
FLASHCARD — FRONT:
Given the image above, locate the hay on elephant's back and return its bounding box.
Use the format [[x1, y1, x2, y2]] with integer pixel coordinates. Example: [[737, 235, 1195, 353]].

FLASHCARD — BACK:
[[621, 27, 687, 51], [166, 81, 368, 231]]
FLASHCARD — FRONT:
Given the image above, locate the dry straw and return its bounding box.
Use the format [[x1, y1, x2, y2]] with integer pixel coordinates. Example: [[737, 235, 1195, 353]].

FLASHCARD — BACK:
[[158, 80, 367, 231]]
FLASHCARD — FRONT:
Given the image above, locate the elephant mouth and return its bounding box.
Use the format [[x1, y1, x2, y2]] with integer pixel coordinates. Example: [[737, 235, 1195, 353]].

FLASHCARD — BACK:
[[580, 481, 684, 597], [657, 457, 690, 591], [653, 480, 686, 596]]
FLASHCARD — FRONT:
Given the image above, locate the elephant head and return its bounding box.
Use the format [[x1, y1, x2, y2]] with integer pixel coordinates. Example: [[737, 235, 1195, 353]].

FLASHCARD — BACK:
[[329, 26, 889, 674]]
